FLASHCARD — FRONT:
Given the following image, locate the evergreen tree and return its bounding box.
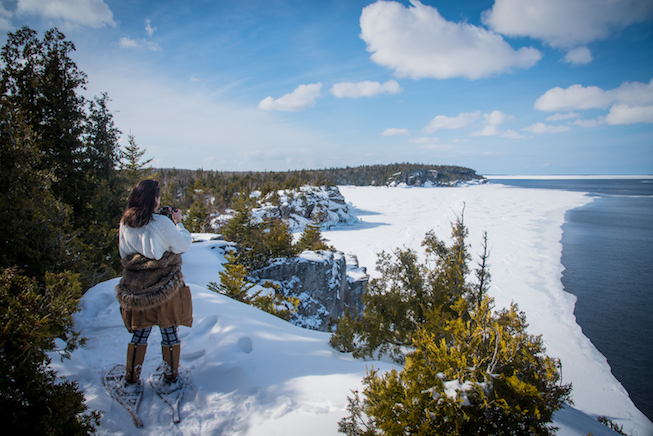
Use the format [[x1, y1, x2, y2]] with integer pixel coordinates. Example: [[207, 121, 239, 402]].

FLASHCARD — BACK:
[[334, 219, 572, 435], [0, 27, 88, 223], [296, 215, 332, 252], [185, 198, 211, 233], [1, 27, 125, 288], [0, 27, 122, 431], [208, 252, 299, 321], [0, 267, 100, 434], [222, 197, 266, 271], [78, 93, 125, 286], [330, 217, 470, 364], [209, 251, 255, 301], [264, 218, 297, 260], [120, 133, 153, 187], [83, 93, 122, 186], [339, 296, 571, 435], [0, 91, 77, 278], [182, 177, 214, 233]]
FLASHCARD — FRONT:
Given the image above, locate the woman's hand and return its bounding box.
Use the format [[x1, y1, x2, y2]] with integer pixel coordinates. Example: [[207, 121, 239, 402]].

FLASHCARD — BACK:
[[172, 208, 182, 225]]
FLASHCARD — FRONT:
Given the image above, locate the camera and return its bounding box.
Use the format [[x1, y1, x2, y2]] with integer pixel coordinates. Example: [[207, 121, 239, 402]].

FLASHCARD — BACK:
[[156, 205, 176, 222]]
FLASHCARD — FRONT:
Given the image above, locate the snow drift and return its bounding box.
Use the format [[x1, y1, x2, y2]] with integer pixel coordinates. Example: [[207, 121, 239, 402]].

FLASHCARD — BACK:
[[50, 183, 653, 436]]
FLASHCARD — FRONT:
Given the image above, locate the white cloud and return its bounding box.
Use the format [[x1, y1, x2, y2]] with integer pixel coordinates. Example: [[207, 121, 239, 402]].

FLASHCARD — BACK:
[[119, 37, 162, 51], [545, 112, 580, 121], [423, 111, 480, 133], [331, 80, 402, 98], [359, 0, 541, 80], [0, 3, 12, 30], [17, 0, 116, 28], [81, 59, 336, 171], [258, 83, 323, 112], [471, 125, 500, 136], [534, 79, 653, 112], [501, 129, 525, 139], [523, 122, 572, 134], [534, 79, 653, 126], [534, 84, 612, 111], [381, 128, 409, 136], [564, 47, 593, 65], [484, 110, 510, 126], [145, 19, 157, 37], [470, 110, 520, 137], [572, 118, 605, 127], [482, 0, 653, 48], [605, 104, 653, 124]]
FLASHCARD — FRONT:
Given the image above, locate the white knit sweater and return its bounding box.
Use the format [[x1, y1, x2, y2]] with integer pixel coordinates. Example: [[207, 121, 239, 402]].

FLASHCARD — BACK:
[[119, 213, 192, 260]]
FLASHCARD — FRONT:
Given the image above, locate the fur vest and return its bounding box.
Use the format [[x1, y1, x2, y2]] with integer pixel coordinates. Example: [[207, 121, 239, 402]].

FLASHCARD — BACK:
[[116, 252, 193, 332], [116, 251, 184, 311]]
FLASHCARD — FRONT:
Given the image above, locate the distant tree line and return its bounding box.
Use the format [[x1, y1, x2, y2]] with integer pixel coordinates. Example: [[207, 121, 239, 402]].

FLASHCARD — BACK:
[[153, 163, 483, 233]]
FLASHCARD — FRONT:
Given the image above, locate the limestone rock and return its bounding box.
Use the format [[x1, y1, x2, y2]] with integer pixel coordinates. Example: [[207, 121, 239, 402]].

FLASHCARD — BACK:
[[251, 250, 368, 331]]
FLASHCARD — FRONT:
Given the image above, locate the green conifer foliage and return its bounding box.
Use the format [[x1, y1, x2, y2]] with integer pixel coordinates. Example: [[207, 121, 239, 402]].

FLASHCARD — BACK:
[[0, 104, 76, 278], [334, 218, 572, 435], [251, 281, 299, 322], [1, 27, 126, 288], [120, 133, 153, 188], [222, 197, 266, 271], [209, 251, 255, 301], [222, 198, 297, 272], [1, 27, 88, 222], [78, 93, 125, 286], [330, 217, 470, 364], [185, 199, 211, 233], [0, 27, 126, 430], [341, 296, 571, 435], [296, 215, 332, 252], [264, 218, 298, 259], [0, 267, 100, 434], [208, 252, 299, 321]]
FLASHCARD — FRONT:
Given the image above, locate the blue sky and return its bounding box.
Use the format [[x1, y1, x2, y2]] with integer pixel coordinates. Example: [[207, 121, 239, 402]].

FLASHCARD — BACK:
[[2, 0, 652, 175]]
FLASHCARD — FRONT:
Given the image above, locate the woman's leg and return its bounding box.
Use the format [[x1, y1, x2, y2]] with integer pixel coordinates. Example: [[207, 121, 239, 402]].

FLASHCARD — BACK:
[[160, 326, 181, 381], [159, 326, 179, 346], [131, 327, 152, 345], [126, 327, 151, 383]]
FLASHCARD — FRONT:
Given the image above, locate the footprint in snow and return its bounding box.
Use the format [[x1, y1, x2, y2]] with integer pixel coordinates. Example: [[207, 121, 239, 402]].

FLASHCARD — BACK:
[[237, 337, 253, 354], [190, 314, 219, 337], [181, 349, 206, 361]]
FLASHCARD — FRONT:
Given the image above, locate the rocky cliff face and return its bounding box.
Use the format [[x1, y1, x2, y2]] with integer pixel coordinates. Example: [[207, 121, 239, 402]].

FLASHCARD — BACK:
[[387, 168, 486, 187], [251, 250, 368, 331], [251, 185, 358, 232]]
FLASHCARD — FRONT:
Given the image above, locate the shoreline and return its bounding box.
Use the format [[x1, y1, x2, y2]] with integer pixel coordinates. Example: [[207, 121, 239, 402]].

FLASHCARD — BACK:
[[328, 184, 652, 435], [485, 175, 653, 180]]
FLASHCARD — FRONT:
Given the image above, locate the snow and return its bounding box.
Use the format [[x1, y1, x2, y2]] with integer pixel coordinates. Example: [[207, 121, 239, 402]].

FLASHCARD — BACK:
[[250, 185, 358, 232], [49, 184, 653, 435], [298, 250, 331, 263]]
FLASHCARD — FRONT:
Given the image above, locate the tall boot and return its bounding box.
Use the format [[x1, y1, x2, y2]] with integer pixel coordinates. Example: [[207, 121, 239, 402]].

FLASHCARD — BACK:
[[161, 343, 181, 382], [125, 343, 147, 384]]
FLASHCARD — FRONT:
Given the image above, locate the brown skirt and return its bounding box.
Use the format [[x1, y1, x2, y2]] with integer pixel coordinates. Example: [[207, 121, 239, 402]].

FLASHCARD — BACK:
[[121, 285, 193, 333]]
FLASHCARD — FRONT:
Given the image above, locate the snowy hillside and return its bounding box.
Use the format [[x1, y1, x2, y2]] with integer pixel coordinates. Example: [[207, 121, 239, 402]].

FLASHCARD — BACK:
[[50, 184, 653, 436], [214, 185, 358, 232]]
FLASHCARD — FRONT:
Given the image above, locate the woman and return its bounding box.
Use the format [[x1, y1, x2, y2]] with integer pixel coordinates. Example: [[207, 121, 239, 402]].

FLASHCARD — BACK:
[[116, 179, 193, 385]]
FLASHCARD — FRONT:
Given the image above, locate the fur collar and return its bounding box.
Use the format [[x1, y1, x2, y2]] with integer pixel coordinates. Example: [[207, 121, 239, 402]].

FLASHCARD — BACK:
[[116, 252, 184, 311]]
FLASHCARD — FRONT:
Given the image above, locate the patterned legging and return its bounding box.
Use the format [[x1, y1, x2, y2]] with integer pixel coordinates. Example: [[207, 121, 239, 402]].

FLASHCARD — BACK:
[[131, 326, 179, 346]]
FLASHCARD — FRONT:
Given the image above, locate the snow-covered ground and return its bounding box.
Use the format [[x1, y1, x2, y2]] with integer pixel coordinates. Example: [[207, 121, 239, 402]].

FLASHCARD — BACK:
[[51, 183, 653, 435]]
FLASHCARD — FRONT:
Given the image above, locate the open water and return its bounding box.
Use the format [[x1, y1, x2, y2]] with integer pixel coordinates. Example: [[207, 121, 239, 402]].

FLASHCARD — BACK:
[[489, 178, 653, 422]]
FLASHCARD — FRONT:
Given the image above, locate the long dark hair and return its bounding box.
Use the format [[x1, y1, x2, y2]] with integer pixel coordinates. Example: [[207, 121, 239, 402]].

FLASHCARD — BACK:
[[121, 180, 161, 228]]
